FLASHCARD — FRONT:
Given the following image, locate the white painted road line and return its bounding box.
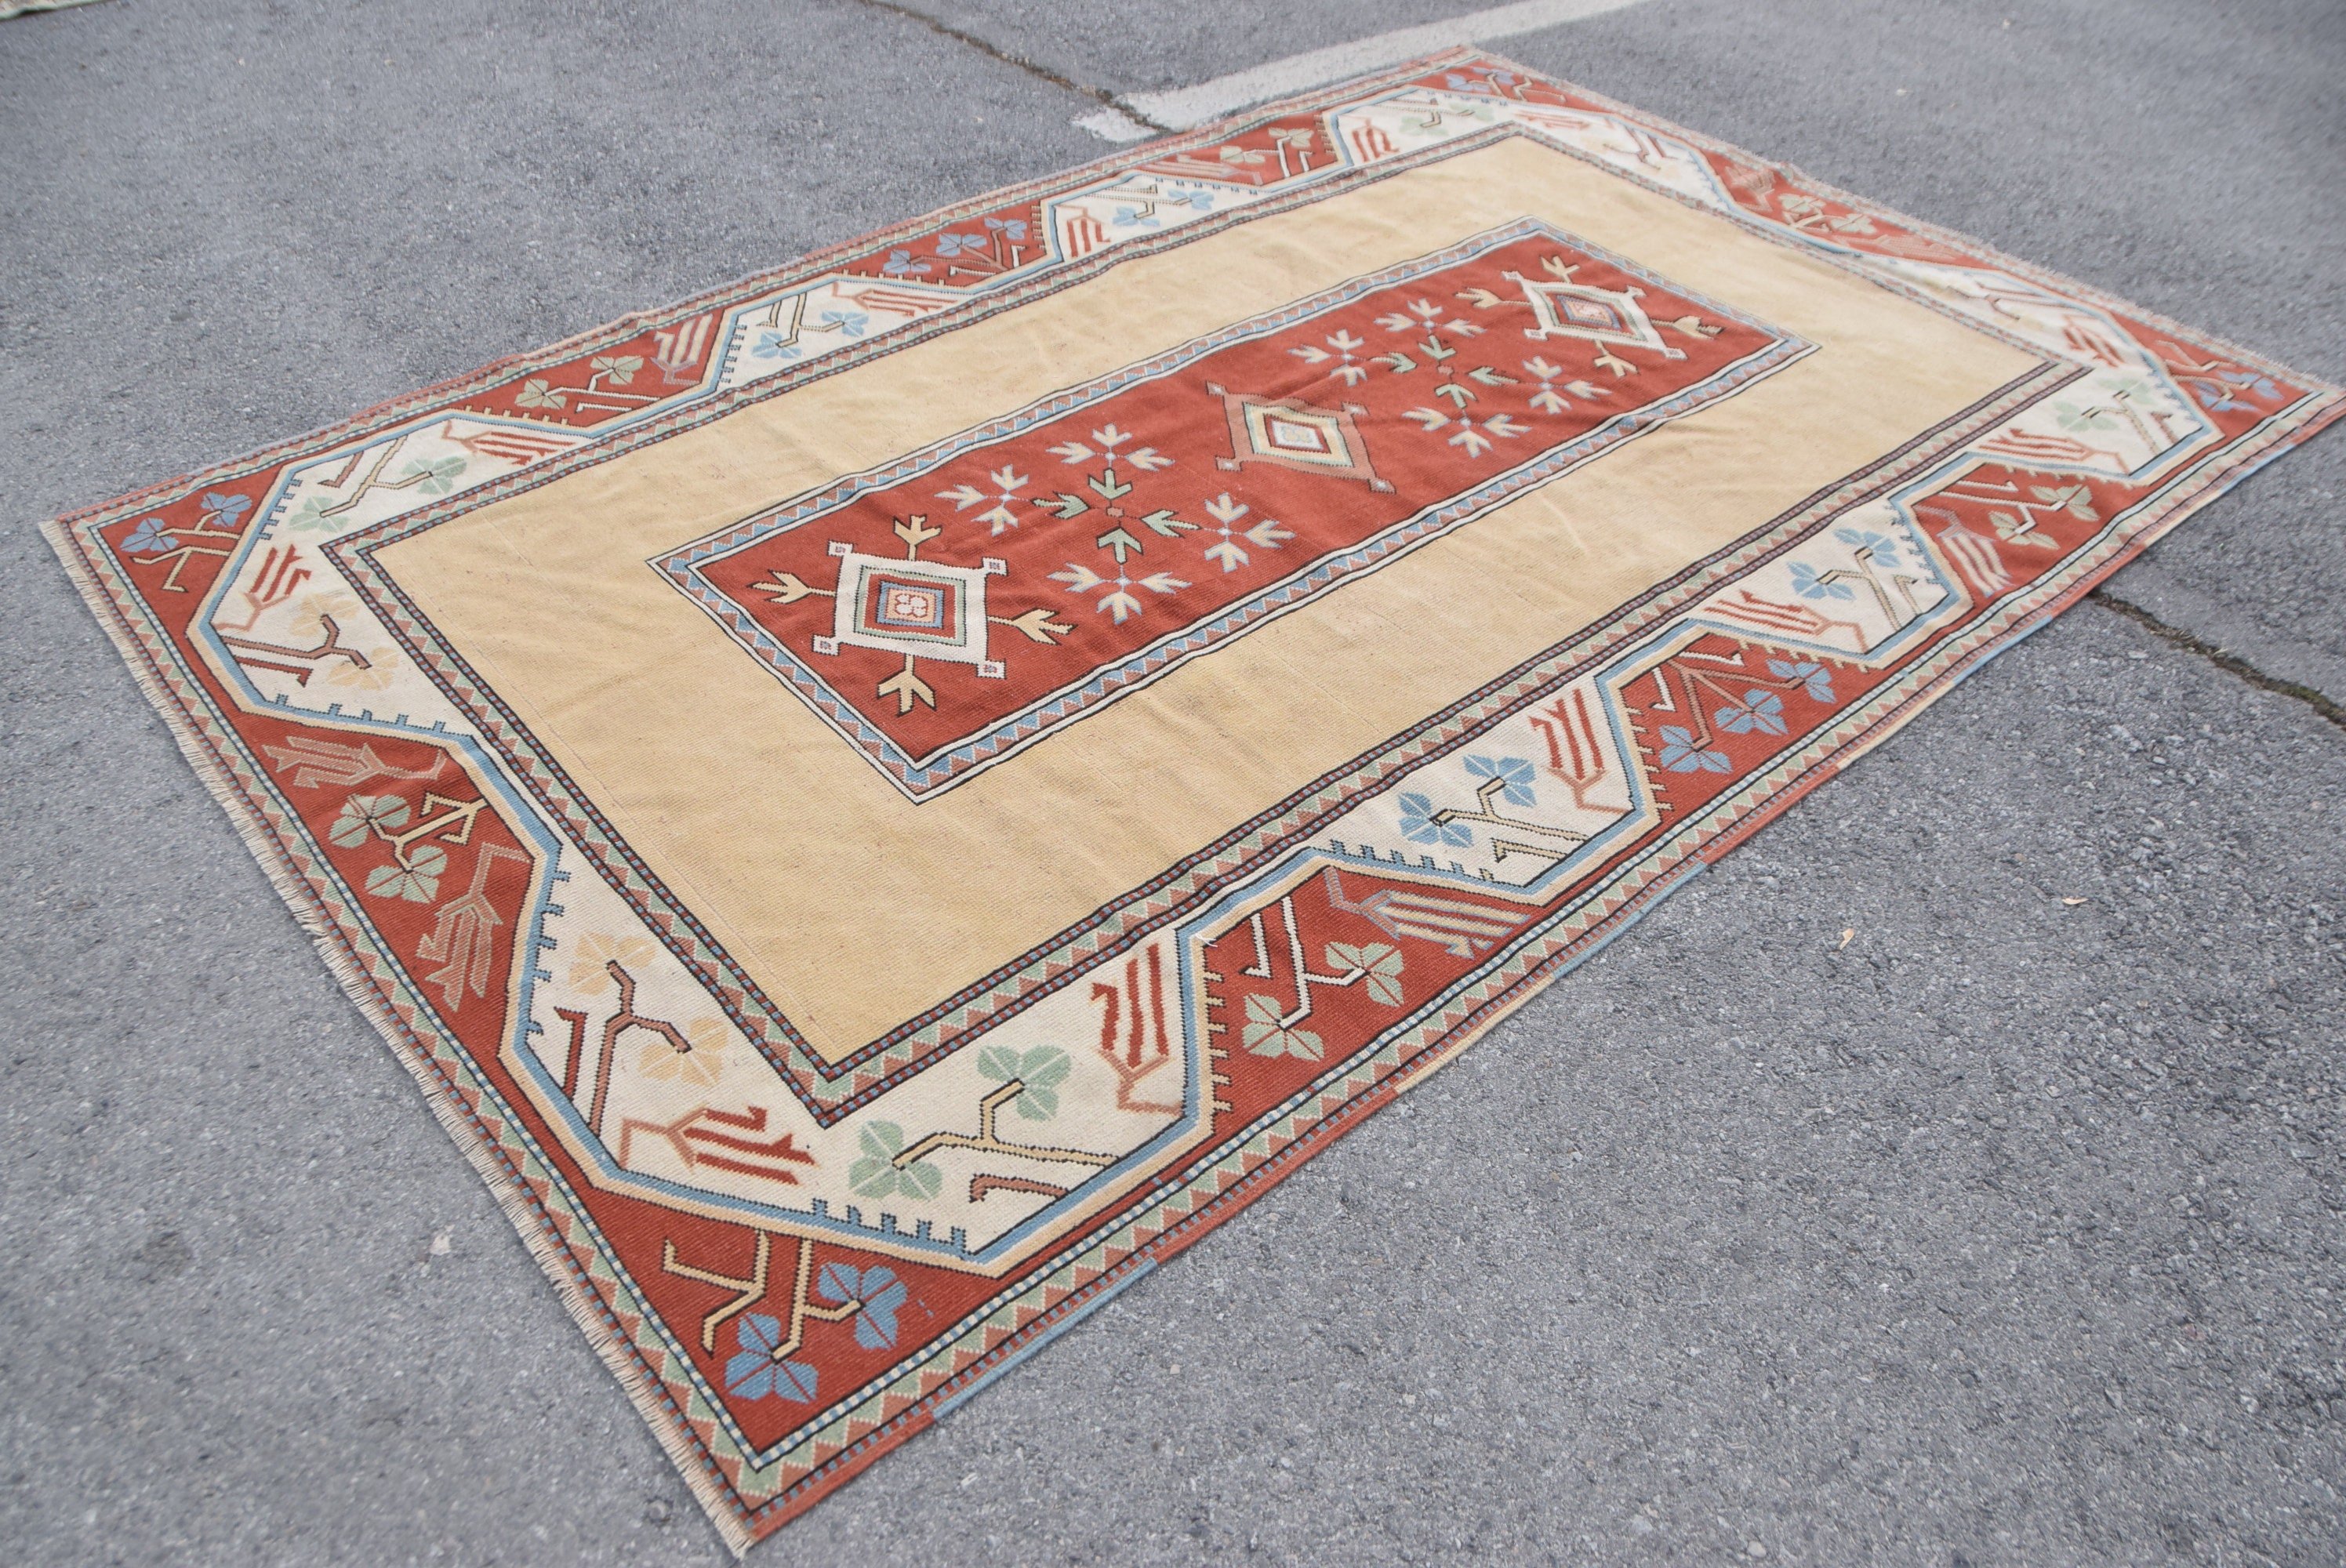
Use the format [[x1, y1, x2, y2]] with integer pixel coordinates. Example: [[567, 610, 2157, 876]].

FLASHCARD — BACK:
[[1090, 0, 1654, 138], [1073, 105, 1159, 143]]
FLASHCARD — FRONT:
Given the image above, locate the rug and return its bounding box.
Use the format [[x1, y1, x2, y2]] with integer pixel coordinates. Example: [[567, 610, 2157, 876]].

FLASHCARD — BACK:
[[42, 50, 2341, 1552]]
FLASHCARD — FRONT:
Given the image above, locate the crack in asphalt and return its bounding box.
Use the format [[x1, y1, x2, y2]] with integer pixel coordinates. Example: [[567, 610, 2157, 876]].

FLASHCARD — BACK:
[[848, 0, 1172, 132], [2093, 588, 2345, 733]]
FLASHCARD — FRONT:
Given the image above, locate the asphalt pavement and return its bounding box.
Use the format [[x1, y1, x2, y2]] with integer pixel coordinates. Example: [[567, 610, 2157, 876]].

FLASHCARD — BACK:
[[2, 2, 2341, 1563]]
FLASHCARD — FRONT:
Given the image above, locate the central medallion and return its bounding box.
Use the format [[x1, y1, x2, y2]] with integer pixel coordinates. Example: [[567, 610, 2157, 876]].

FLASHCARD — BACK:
[[655, 217, 1806, 798]]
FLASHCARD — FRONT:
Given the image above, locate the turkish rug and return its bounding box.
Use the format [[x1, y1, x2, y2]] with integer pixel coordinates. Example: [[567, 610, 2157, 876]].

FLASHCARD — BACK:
[[44, 50, 2341, 1552]]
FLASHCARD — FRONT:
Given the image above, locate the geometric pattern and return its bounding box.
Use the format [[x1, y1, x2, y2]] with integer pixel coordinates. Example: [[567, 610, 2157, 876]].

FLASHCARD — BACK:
[[37, 49, 2341, 1556], [663, 220, 1799, 795], [1214, 385, 1392, 488], [1512, 269, 1680, 357]]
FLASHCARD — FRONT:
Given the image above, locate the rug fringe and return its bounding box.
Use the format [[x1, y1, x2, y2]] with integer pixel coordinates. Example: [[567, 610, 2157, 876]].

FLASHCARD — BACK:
[[38, 513, 762, 1556]]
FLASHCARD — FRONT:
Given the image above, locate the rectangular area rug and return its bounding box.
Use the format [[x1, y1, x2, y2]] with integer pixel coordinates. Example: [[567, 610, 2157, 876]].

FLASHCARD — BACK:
[[43, 49, 2341, 1552]]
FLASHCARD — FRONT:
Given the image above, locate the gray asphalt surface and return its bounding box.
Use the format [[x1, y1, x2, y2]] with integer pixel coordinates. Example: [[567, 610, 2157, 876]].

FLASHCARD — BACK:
[[2, 2, 2341, 1563]]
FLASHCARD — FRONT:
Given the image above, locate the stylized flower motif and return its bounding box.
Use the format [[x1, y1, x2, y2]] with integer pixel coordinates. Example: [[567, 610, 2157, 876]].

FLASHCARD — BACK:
[[2029, 484, 2100, 522], [1463, 755, 1537, 808], [815, 310, 869, 339], [1714, 689, 1788, 737], [1324, 941, 1405, 1007], [935, 465, 1030, 535], [1766, 659, 1836, 703], [1111, 205, 1161, 230], [880, 249, 932, 277], [1787, 561, 1854, 601], [2052, 399, 2119, 434], [638, 1017, 729, 1086], [513, 379, 567, 410], [848, 1122, 940, 1201], [2186, 369, 2278, 412], [296, 590, 359, 630], [566, 931, 659, 990], [589, 354, 642, 384], [394, 457, 466, 497], [1240, 992, 1324, 1062], [982, 216, 1028, 241], [120, 517, 176, 556], [328, 793, 409, 848], [815, 1263, 909, 1351], [1655, 725, 1730, 774], [975, 1044, 1072, 1121], [1833, 528, 1900, 568], [750, 331, 801, 361], [323, 652, 398, 691], [1198, 491, 1289, 572], [1443, 69, 1516, 95], [725, 1313, 819, 1403], [282, 495, 347, 532], [935, 231, 989, 257], [365, 844, 447, 902], [1050, 561, 1188, 626], [1396, 791, 1472, 848], [201, 492, 253, 528]]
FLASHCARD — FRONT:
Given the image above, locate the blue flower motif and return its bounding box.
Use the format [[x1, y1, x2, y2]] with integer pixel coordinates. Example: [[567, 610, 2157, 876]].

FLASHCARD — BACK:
[[816, 1262, 908, 1350], [120, 517, 176, 556], [1655, 725, 1730, 774], [880, 249, 932, 277], [724, 1313, 819, 1403], [935, 232, 988, 258], [2186, 380, 2250, 413], [1111, 206, 1161, 230], [1714, 689, 1788, 737], [982, 216, 1029, 241], [1788, 561, 1855, 601], [1396, 791, 1471, 848], [1766, 659, 1836, 703], [750, 331, 801, 361], [2218, 368, 2281, 403], [1834, 527, 1899, 567], [1168, 191, 1215, 211], [201, 492, 252, 527], [1463, 754, 1537, 808], [815, 310, 870, 339]]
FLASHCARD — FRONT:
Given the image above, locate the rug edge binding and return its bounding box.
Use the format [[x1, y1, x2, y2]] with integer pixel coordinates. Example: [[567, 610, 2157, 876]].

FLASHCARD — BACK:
[[35, 508, 768, 1558], [731, 386, 2346, 1544]]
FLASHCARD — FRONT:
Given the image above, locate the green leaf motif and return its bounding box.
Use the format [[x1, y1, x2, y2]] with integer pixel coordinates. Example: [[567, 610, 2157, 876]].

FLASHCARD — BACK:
[[283, 495, 347, 532], [1327, 941, 1405, 1007], [849, 1121, 937, 1201], [364, 844, 447, 903], [1011, 1047, 1070, 1120], [1240, 991, 1324, 1062], [398, 456, 467, 496], [329, 793, 408, 848], [1019, 1047, 1070, 1087], [976, 1044, 1022, 1083], [850, 1121, 905, 1198]]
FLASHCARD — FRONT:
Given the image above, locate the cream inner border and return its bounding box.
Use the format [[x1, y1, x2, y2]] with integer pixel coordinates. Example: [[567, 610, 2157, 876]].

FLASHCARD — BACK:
[[376, 135, 2038, 1059]]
